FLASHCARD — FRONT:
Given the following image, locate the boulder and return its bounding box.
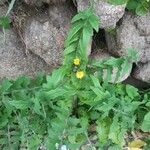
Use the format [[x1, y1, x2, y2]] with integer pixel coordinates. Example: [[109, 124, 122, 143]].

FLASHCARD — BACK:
[[133, 62, 150, 83], [76, 0, 126, 29], [23, 2, 75, 66], [105, 12, 150, 63], [90, 50, 132, 83], [0, 29, 51, 79]]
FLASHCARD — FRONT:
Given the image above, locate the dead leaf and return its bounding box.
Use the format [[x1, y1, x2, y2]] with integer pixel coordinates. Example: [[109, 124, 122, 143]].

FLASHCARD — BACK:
[[127, 148, 142, 150], [128, 139, 146, 149]]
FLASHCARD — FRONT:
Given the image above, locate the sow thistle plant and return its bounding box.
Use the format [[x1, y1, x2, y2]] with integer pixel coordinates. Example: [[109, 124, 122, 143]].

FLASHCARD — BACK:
[[0, 6, 150, 150]]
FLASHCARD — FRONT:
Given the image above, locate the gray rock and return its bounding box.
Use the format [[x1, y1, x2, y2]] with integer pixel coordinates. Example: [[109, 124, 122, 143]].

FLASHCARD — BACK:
[[0, 0, 6, 5], [133, 62, 150, 83], [0, 3, 7, 16], [105, 12, 150, 63], [24, 0, 66, 7], [90, 50, 132, 83], [0, 29, 51, 79], [76, 0, 126, 29], [24, 3, 75, 66]]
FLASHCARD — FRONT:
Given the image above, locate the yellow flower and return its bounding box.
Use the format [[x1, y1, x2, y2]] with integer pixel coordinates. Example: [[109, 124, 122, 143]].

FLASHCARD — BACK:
[[76, 71, 84, 79], [73, 58, 80, 65]]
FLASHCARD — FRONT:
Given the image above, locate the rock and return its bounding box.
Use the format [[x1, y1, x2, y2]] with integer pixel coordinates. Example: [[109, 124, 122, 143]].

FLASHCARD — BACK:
[[90, 50, 132, 83], [0, 2, 7, 16], [0, 0, 6, 5], [0, 29, 51, 79], [133, 62, 150, 83], [24, 0, 66, 7], [23, 2, 75, 66], [76, 0, 126, 29], [105, 12, 150, 63]]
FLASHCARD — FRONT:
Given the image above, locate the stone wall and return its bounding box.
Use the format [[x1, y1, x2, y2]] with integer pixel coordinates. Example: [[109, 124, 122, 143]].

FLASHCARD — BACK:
[[0, 0, 149, 88]]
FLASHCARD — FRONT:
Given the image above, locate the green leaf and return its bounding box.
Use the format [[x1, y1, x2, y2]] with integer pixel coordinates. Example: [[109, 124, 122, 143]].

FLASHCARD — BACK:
[[120, 59, 131, 76], [126, 84, 139, 99], [96, 118, 111, 144], [44, 88, 67, 99], [9, 100, 32, 109], [0, 16, 10, 29], [68, 135, 77, 144], [71, 11, 86, 23], [126, 48, 138, 62], [136, 2, 149, 16], [114, 66, 121, 83], [90, 75, 102, 89], [2, 97, 14, 116], [32, 72, 45, 86], [80, 24, 93, 59], [18, 116, 29, 130], [90, 111, 100, 120], [108, 116, 123, 145], [95, 96, 119, 118], [90, 86, 104, 99], [0, 117, 8, 128], [88, 14, 99, 32], [64, 44, 76, 55], [108, 0, 128, 5], [104, 57, 122, 67], [28, 134, 41, 150], [127, 0, 139, 11], [65, 21, 83, 47], [51, 68, 66, 87], [44, 86, 75, 100], [103, 67, 113, 83], [32, 98, 44, 117], [80, 117, 89, 130], [82, 8, 93, 18], [43, 68, 65, 89], [68, 117, 80, 126], [1, 80, 12, 92], [108, 145, 121, 150], [0, 137, 8, 145], [141, 112, 150, 132], [11, 76, 31, 90]]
